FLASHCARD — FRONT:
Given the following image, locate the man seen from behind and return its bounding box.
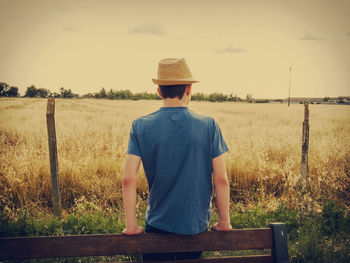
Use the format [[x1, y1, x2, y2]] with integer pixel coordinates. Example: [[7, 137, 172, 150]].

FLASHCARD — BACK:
[[122, 58, 232, 260]]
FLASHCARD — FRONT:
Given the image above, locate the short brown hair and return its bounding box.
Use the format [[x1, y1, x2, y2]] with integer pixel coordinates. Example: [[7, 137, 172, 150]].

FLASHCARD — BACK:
[[159, 85, 187, 99]]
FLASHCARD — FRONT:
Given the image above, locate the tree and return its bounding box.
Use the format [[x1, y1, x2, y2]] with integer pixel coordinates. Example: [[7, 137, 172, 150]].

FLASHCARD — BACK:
[[51, 92, 61, 98], [0, 83, 19, 97], [82, 92, 94, 98], [100, 88, 107, 98], [7, 86, 19, 97], [208, 93, 227, 102], [0, 82, 9, 96], [95, 88, 107, 99], [60, 87, 77, 98], [228, 94, 240, 102], [192, 92, 206, 101], [107, 89, 115, 99], [25, 85, 38, 97], [246, 94, 253, 102], [115, 89, 133, 100], [37, 88, 50, 98]]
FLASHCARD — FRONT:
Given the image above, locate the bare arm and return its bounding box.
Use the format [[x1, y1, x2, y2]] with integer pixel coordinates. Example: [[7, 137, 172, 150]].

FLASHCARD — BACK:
[[212, 154, 232, 231], [122, 154, 143, 235]]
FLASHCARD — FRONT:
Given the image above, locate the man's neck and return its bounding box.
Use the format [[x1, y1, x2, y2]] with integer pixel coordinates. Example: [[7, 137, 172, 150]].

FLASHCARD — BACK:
[[162, 98, 187, 107]]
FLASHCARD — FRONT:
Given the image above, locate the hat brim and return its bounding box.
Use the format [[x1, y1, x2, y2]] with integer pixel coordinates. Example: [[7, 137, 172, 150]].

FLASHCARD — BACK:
[[152, 79, 199, 85]]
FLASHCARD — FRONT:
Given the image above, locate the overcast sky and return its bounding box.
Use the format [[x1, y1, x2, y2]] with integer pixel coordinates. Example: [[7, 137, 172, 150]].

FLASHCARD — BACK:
[[1, 0, 349, 98]]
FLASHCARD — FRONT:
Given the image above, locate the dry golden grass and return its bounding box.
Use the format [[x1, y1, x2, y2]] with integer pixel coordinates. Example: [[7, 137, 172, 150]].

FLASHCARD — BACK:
[[1, 98, 349, 216]]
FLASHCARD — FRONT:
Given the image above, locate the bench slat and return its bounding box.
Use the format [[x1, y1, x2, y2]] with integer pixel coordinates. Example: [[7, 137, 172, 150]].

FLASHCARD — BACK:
[[114, 255, 274, 263], [0, 228, 273, 260], [118, 255, 274, 263]]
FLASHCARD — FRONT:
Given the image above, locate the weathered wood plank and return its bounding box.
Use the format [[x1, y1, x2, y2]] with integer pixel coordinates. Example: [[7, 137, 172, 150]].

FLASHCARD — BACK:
[[301, 103, 309, 189], [46, 98, 62, 217], [270, 223, 289, 263], [0, 229, 273, 260], [115, 255, 274, 263]]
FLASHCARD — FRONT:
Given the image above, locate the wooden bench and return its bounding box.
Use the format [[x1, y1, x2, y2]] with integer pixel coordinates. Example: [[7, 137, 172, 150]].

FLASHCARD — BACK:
[[0, 223, 288, 262]]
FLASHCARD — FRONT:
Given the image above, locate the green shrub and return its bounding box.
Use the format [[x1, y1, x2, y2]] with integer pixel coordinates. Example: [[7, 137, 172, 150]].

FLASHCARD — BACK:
[[0, 210, 124, 237], [321, 200, 347, 234]]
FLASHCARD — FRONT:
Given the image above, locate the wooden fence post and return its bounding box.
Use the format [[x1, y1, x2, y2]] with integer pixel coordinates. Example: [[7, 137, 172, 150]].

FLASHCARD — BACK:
[[46, 98, 62, 217], [270, 223, 289, 263], [301, 103, 309, 189]]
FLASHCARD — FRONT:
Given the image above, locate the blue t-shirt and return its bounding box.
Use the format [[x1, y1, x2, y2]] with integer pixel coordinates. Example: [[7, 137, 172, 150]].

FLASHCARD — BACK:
[[127, 107, 228, 235]]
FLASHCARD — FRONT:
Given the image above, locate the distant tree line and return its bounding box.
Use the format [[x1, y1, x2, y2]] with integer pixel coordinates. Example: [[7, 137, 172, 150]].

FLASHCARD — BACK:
[[24, 86, 79, 98], [85, 88, 243, 102], [191, 92, 242, 102], [2, 81, 349, 104], [0, 82, 79, 98], [85, 88, 161, 100], [1, 81, 248, 102]]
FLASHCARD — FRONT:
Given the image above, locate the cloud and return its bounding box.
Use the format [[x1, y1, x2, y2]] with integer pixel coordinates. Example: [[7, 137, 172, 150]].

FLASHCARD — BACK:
[[216, 45, 248, 54], [9, 16, 29, 20], [62, 26, 82, 32], [128, 24, 167, 36], [300, 32, 324, 41]]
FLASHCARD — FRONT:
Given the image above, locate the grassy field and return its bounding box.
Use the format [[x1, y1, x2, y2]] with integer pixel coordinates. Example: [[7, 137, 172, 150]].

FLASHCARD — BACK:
[[0, 98, 349, 217]]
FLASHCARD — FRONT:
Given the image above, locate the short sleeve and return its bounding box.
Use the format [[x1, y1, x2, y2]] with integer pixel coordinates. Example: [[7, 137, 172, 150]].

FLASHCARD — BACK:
[[126, 121, 141, 156], [211, 119, 229, 159]]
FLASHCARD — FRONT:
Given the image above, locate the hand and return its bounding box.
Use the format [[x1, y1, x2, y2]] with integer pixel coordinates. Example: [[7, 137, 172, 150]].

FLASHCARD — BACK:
[[122, 226, 144, 235], [211, 222, 232, 232]]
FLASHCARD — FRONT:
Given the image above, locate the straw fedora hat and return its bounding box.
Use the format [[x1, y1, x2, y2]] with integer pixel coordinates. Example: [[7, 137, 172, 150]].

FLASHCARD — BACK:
[[152, 58, 199, 86]]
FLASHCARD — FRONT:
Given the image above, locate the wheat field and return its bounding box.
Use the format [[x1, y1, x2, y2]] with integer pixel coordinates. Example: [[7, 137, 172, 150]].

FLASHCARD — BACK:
[[0, 98, 349, 216]]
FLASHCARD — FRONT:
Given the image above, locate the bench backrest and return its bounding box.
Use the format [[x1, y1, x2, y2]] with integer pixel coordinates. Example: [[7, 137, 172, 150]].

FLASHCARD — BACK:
[[0, 223, 288, 262]]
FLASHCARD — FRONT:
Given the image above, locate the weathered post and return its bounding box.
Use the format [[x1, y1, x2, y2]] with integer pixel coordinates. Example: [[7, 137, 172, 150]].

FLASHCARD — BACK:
[[46, 98, 62, 217], [288, 67, 292, 107], [301, 103, 309, 189]]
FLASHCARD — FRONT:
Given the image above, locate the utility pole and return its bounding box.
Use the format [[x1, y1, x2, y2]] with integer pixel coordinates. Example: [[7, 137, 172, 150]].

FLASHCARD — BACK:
[[288, 67, 292, 107]]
